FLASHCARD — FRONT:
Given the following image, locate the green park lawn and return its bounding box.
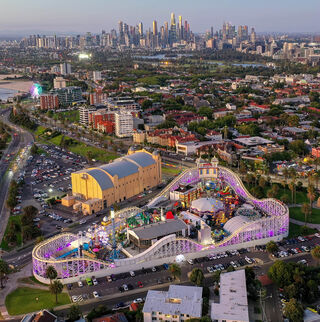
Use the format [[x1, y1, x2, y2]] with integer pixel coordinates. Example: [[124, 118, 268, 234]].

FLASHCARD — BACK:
[[33, 125, 47, 137], [5, 287, 70, 315], [289, 207, 320, 224], [36, 129, 118, 163], [277, 187, 309, 204], [0, 216, 22, 251], [68, 142, 118, 163], [161, 166, 182, 176], [288, 222, 318, 238]]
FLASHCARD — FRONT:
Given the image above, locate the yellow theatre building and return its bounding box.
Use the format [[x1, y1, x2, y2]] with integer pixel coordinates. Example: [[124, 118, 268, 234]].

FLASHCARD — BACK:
[[62, 149, 162, 215]]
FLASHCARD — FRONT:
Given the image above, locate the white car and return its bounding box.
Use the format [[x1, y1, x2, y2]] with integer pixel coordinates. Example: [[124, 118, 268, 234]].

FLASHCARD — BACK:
[[230, 261, 237, 269], [92, 278, 98, 285], [93, 291, 99, 298], [123, 284, 129, 291], [130, 271, 135, 277], [315, 233, 320, 238], [245, 257, 252, 264], [207, 266, 214, 273], [187, 259, 193, 265], [151, 267, 157, 272], [133, 298, 143, 303], [72, 295, 78, 302], [78, 281, 83, 288], [106, 275, 112, 282], [298, 259, 307, 265]]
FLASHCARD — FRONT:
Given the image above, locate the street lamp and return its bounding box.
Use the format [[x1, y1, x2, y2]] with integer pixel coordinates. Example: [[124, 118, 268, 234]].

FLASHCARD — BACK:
[[110, 207, 118, 260]]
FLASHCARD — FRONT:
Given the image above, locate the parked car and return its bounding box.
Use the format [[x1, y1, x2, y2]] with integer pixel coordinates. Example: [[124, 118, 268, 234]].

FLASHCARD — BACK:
[[93, 291, 99, 298]]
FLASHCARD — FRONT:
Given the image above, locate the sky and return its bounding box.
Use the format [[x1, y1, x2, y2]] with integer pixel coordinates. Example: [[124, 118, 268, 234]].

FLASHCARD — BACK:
[[1, 0, 319, 36]]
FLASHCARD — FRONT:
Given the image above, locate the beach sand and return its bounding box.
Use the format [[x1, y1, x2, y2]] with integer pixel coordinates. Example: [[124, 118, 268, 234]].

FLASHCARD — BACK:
[[0, 75, 33, 93]]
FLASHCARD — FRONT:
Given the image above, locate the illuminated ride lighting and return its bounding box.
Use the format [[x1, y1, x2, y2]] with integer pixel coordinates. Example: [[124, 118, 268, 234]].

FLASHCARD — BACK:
[[30, 83, 42, 98], [32, 164, 289, 283]]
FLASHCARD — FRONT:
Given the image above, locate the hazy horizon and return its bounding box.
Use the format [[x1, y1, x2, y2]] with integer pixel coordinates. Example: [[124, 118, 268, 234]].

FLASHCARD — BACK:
[[1, 0, 319, 36]]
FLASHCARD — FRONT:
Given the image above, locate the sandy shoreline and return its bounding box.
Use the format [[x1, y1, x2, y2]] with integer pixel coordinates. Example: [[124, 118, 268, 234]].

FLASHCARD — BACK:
[[0, 74, 33, 93]]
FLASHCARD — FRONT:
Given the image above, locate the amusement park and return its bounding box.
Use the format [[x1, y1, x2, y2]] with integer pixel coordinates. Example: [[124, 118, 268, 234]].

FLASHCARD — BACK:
[[32, 155, 289, 284]]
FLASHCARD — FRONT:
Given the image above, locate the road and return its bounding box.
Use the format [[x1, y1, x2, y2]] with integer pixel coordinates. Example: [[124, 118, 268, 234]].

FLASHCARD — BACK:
[[52, 247, 317, 320], [0, 109, 34, 245]]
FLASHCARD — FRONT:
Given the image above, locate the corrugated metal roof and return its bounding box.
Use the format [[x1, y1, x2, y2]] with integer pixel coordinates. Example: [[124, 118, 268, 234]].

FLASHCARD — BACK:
[[100, 159, 139, 179], [125, 152, 155, 167], [87, 169, 114, 190], [131, 219, 187, 240]]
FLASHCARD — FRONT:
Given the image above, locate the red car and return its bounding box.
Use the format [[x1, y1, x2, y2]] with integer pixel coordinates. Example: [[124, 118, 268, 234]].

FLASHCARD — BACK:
[[137, 281, 143, 288]]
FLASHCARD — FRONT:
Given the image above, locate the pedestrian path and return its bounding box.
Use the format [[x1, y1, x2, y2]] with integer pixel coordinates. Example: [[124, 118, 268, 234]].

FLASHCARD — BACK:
[[289, 218, 320, 230]]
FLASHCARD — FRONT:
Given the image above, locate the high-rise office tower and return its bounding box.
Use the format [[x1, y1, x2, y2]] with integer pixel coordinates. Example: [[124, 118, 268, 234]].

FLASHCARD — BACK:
[[164, 21, 169, 44], [170, 13, 176, 44], [153, 20, 158, 36], [178, 15, 183, 39], [171, 12, 176, 26], [250, 27, 256, 43], [138, 22, 143, 37]]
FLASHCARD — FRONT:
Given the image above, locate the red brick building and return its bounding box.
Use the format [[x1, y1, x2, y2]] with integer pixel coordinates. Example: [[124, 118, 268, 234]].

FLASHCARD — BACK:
[[40, 94, 59, 110]]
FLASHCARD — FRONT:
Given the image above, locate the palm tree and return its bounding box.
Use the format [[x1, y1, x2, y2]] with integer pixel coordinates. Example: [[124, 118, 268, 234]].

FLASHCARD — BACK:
[[288, 180, 296, 204], [283, 168, 289, 185], [49, 280, 63, 304], [307, 184, 316, 209], [45, 266, 57, 285], [169, 263, 181, 281], [301, 203, 311, 225]]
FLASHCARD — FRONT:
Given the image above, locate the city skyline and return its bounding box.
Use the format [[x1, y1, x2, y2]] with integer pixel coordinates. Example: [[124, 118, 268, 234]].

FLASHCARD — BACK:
[[1, 0, 320, 36]]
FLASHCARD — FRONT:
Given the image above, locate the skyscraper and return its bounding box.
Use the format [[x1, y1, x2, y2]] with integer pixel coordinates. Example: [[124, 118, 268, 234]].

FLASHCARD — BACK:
[[170, 13, 176, 44], [250, 27, 256, 43], [138, 22, 143, 37], [170, 12, 176, 26], [153, 20, 158, 36]]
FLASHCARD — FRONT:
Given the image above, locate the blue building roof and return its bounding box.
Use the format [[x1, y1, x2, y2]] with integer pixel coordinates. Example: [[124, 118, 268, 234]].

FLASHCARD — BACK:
[[125, 152, 156, 167], [100, 159, 139, 179], [87, 169, 114, 190]]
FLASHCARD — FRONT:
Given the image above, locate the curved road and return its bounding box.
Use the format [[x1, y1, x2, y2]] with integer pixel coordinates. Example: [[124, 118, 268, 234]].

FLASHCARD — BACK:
[[0, 108, 34, 246]]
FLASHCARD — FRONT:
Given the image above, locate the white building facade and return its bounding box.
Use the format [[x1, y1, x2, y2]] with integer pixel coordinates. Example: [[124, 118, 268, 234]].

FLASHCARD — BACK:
[[115, 111, 134, 137]]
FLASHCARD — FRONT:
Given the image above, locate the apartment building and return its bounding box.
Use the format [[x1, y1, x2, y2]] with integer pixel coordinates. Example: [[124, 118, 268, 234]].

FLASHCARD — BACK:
[[143, 285, 203, 322], [115, 111, 134, 137], [79, 106, 97, 125]]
